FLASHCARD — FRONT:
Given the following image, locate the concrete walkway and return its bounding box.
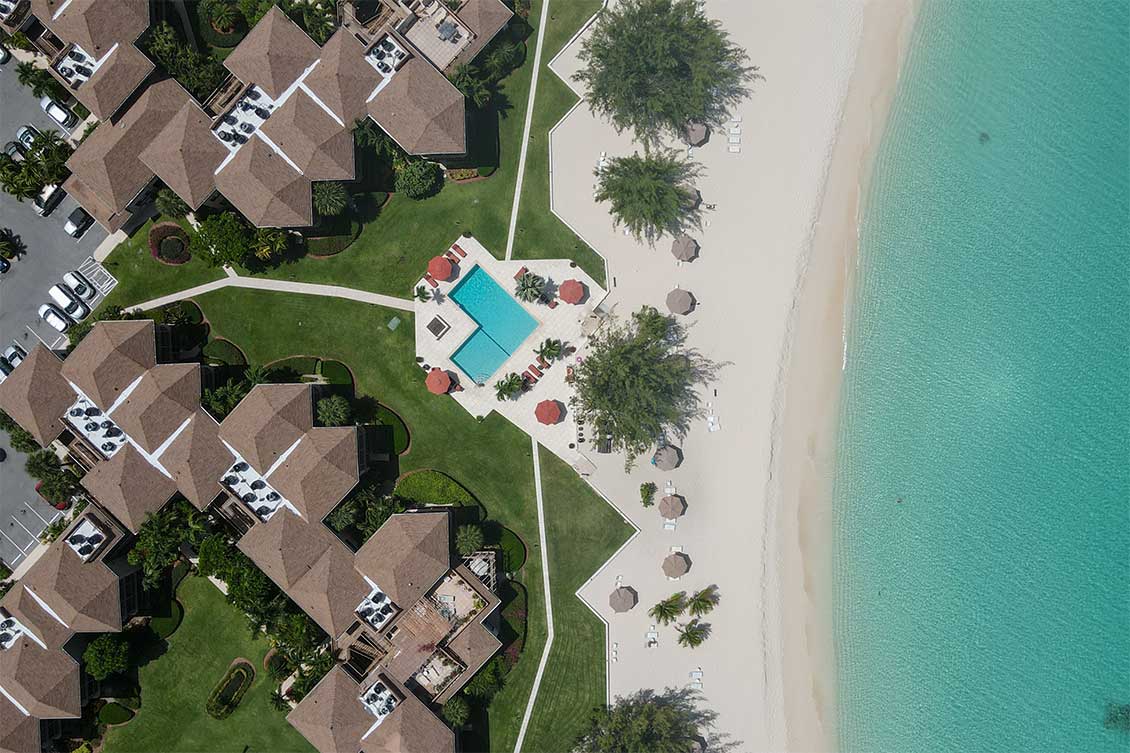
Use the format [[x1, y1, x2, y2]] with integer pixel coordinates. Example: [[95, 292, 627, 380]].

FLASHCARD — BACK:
[[135, 273, 415, 313]]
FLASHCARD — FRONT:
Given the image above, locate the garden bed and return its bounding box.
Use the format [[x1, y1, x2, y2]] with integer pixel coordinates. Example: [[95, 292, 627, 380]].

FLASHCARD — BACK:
[[148, 222, 191, 265], [393, 469, 476, 507], [202, 338, 247, 367], [375, 404, 410, 454], [99, 702, 135, 726], [205, 660, 254, 720]]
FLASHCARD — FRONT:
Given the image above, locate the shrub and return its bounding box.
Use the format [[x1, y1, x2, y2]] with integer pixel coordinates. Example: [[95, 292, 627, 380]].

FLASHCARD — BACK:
[[205, 661, 255, 719], [267, 652, 292, 681], [455, 524, 484, 556], [463, 656, 505, 699], [640, 482, 657, 507], [446, 168, 477, 181], [98, 702, 134, 726], [316, 395, 352, 427], [191, 211, 251, 267], [395, 160, 443, 200], [155, 187, 190, 218], [202, 338, 247, 366], [197, 0, 247, 47], [145, 22, 226, 101], [148, 222, 191, 264], [313, 181, 349, 217], [393, 470, 475, 507], [0, 563, 11, 581], [443, 695, 470, 727], [84, 634, 129, 681], [477, 165, 497, 178]]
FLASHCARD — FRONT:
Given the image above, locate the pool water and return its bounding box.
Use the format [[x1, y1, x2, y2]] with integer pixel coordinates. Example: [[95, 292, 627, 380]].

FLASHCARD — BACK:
[[449, 266, 537, 383]]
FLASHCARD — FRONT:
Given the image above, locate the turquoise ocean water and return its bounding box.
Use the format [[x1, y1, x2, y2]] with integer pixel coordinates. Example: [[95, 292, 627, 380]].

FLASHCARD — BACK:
[[834, 1, 1129, 751]]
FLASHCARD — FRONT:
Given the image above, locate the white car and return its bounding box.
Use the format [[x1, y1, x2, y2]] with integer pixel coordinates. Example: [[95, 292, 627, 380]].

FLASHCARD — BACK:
[[2, 343, 26, 369], [63, 270, 95, 301], [39, 97, 78, 129], [38, 303, 70, 333], [15, 125, 40, 151], [48, 283, 89, 321], [63, 207, 92, 238]]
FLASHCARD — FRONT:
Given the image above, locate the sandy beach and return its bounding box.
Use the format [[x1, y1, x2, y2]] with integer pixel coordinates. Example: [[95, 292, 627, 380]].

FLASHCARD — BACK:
[[548, 1, 918, 750]]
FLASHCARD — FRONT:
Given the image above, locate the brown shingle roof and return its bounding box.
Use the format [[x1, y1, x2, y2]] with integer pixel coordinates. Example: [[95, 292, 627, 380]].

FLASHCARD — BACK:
[[236, 508, 331, 590], [1, 583, 72, 650], [435, 620, 500, 703], [267, 427, 359, 523], [224, 6, 319, 98], [214, 136, 314, 227], [139, 100, 225, 209], [61, 319, 155, 410], [303, 29, 380, 125], [448, 0, 513, 71], [161, 409, 231, 510], [32, 0, 149, 56], [0, 693, 41, 753], [367, 54, 466, 155], [218, 383, 312, 472], [0, 638, 80, 719], [21, 539, 122, 633], [66, 79, 190, 224], [74, 42, 154, 120], [354, 511, 451, 607], [360, 676, 455, 753], [62, 173, 131, 233], [259, 91, 355, 181], [109, 363, 199, 453], [0, 345, 73, 447], [288, 544, 368, 639], [80, 444, 176, 533], [287, 667, 376, 753]]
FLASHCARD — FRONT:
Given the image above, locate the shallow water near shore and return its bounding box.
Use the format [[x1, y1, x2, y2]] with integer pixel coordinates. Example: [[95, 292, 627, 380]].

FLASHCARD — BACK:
[[833, 1, 1130, 751]]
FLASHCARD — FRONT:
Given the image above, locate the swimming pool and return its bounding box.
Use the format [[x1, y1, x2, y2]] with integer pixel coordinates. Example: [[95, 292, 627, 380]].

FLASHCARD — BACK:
[[450, 266, 537, 383]]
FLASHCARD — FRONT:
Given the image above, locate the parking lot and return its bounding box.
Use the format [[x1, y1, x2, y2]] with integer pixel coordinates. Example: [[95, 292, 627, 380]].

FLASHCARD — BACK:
[[0, 58, 115, 569]]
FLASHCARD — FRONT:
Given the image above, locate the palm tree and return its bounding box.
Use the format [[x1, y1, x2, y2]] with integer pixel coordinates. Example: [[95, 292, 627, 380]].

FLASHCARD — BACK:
[[676, 619, 711, 648], [0, 235, 13, 260], [253, 227, 288, 261], [302, 6, 333, 44], [16, 61, 38, 91], [450, 64, 491, 109], [414, 284, 431, 303], [182, 505, 209, 547], [24, 449, 62, 481], [455, 524, 484, 556], [209, 1, 239, 31], [244, 364, 272, 385], [514, 272, 545, 303], [686, 585, 719, 617], [494, 372, 523, 401], [313, 181, 349, 217], [483, 43, 520, 81], [535, 338, 563, 361], [269, 689, 289, 711], [647, 591, 686, 626]]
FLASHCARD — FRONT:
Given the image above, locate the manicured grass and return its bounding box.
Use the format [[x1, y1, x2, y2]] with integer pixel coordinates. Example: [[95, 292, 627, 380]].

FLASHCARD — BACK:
[[511, 1, 608, 286], [103, 575, 314, 753], [521, 448, 632, 751], [99, 218, 225, 311]]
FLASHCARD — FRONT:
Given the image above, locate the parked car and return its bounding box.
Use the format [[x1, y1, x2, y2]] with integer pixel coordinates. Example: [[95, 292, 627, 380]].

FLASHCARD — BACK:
[[63, 206, 92, 238], [33, 183, 63, 216], [15, 125, 40, 151], [49, 283, 89, 321], [0, 257, 9, 274], [38, 303, 70, 332], [0, 356, 12, 381], [0, 45, 10, 65], [3, 343, 26, 369], [40, 96, 78, 129], [3, 140, 26, 162], [63, 270, 95, 301]]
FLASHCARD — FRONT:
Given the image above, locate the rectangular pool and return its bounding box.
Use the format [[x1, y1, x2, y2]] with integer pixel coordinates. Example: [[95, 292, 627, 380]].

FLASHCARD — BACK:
[[449, 266, 537, 383]]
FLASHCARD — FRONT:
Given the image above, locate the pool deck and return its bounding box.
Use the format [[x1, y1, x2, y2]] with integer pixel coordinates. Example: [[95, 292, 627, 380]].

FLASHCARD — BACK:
[[413, 236, 607, 466]]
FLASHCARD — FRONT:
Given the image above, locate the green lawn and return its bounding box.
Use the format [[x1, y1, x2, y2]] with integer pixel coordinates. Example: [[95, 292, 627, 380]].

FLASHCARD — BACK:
[[103, 575, 314, 753], [99, 218, 225, 311]]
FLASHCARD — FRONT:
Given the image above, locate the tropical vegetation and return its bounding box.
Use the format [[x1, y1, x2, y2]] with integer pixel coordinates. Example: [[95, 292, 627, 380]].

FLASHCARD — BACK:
[[83, 634, 130, 680], [639, 481, 657, 507], [455, 523, 485, 556], [534, 338, 563, 361], [686, 585, 719, 617], [395, 159, 444, 200], [316, 394, 352, 426], [155, 188, 190, 219], [127, 501, 207, 589], [574, 686, 718, 752], [594, 151, 701, 243], [144, 22, 227, 101], [514, 271, 546, 303], [675, 618, 710, 648], [648, 591, 686, 625], [313, 181, 349, 217], [0, 128, 73, 200], [494, 372, 524, 401]]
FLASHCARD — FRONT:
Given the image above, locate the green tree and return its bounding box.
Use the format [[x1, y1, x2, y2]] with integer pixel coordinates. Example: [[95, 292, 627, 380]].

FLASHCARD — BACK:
[[395, 160, 443, 200], [316, 394, 352, 426], [353, 119, 402, 163], [686, 585, 719, 617], [244, 363, 272, 386], [300, 4, 333, 44], [595, 151, 700, 244], [16, 62, 66, 100], [354, 488, 406, 540], [482, 42, 522, 82], [442, 694, 470, 727], [639, 481, 657, 507], [449, 64, 491, 109], [83, 634, 130, 681], [494, 372, 523, 401], [27, 130, 71, 186], [325, 497, 361, 533], [24, 449, 62, 481], [535, 338, 563, 361], [196, 534, 233, 579], [574, 687, 717, 753], [414, 284, 432, 303], [676, 619, 710, 648], [648, 591, 685, 626], [270, 689, 289, 711], [464, 656, 504, 699], [574, 0, 754, 147], [37, 470, 80, 507], [312, 181, 349, 217], [203, 378, 250, 419], [252, 227, 288, 261], [208, 0, 239, 31], [155, 187, 191, 218], [127, 504, 187, 589], [8, 425, 40, 454], [455, 524, 484, 556], [574, 306, 714, 464], [192, 211, 251, 267], [514, 272, 545, 303]]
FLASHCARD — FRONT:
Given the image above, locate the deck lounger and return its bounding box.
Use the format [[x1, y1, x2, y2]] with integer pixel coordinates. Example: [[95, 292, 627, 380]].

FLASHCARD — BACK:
[[537, 355, 550, 370], [452, 244, 467, 258], [444, 251, 460, 264], [729, 145, 741, 153], [529, 364, 543, 377], [514, 266, 528, 280], [728, 134, 741, 144], [523, 370, 536, 383], [547, 299, 558, 309], [663, 520, 676, 531], [424, 273, 438, 288]]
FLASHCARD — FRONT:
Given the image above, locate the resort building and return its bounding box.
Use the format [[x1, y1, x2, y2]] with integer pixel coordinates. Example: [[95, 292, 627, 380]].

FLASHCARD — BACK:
[[1, 0, 512, 231], [0, 320, 502, 753]]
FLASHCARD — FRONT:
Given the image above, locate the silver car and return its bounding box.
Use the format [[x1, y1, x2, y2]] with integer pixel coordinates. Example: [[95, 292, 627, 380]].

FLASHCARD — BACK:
[[2, 343, 26, 369], [38, 303, 70, 333], [63, 270, 95, 301], [40, 97, 78, 129], [48, 283, 89, 321]]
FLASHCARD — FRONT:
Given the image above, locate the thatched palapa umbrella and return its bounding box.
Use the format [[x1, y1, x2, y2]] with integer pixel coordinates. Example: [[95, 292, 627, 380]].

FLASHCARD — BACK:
[[652, 445, 681, 470], [666, 288, 695, 315], [670, 234, 699, 262], [608, 586, 638, 613], [662, 552, 691, 578], [659, 494, 687, 519]]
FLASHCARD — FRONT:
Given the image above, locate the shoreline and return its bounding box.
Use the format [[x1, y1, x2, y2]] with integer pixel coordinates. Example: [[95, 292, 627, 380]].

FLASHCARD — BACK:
[[769, 2, 919, 750]]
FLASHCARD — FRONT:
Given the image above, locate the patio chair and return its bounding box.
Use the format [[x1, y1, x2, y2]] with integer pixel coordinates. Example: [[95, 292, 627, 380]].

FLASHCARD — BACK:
[[451, 243, 467, 258], [522, 370, 537, 384], [444, 251, 460, 264], [663, 520, 676, 531], [529, 364, 543, 378], [514, 266, 528, 280], [424, 273, 438, 288], [547, 298, 559, 309], [537, 355, 550, 370]]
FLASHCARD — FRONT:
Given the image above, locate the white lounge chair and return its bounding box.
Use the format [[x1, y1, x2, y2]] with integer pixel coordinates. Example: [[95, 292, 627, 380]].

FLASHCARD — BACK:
[[728, 145, 741, 153], [663, 520, 676, 531], [728, 135, 741, 144]]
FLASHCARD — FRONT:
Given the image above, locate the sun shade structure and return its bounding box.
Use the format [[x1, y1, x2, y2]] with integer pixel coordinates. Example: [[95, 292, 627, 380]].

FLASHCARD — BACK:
[[659, 494, 687, 518], [609, 586, 638, 613], [426, 367, 452, 395], [662, 552, 692, 578], [666, 288, 695, 315], [428, 256, 454, 281], [652, 445, 682, 471], [558, 279, 586, 304], [684, 121, 709, 146], [670, 234, 699, 262], [535, 400, 563, 425]]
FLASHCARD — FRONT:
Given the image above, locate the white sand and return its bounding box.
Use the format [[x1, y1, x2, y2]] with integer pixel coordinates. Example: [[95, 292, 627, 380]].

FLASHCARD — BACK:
[[549, 1, 917, 750]]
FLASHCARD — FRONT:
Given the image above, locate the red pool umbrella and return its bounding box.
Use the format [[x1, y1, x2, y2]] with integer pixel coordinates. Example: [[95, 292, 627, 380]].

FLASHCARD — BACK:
[[535, 399, 562, 425], [428, 256, 453, 281], [559, 279, 585, 305], [426, 368, 452, 395]]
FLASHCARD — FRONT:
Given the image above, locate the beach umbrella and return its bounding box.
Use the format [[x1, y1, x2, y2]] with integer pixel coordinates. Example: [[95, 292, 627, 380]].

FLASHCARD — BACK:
[[670, 234, 699, 262], [665, 288, 695, 315], [659, 494, 687, 519], [535, 399, 563, 425], [608, 586, 638, 613], [652, 445, 681, 470], [425, 367, 452, 395], [662, 552, 691, 578], [684, 122, 709, 147], [559, 279, 586, 305], [427, 256, 453, 281]]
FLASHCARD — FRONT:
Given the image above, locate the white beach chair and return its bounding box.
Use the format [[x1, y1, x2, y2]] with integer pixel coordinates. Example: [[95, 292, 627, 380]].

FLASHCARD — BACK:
[[690, 680, 703, 690], [690, 669, 704, 680], [729, 125, 742, 134], [664, 481, 676, 494], [731, 114, 743, 123], [670, 545, 683, 553], [663, 519, 676, 531], [728, 135, 741, 144], [728, 145, 741, 154]]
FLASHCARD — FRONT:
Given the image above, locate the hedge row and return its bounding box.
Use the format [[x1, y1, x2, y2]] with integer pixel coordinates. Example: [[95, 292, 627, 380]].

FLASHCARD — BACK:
[[205, 661, 254, 719]]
